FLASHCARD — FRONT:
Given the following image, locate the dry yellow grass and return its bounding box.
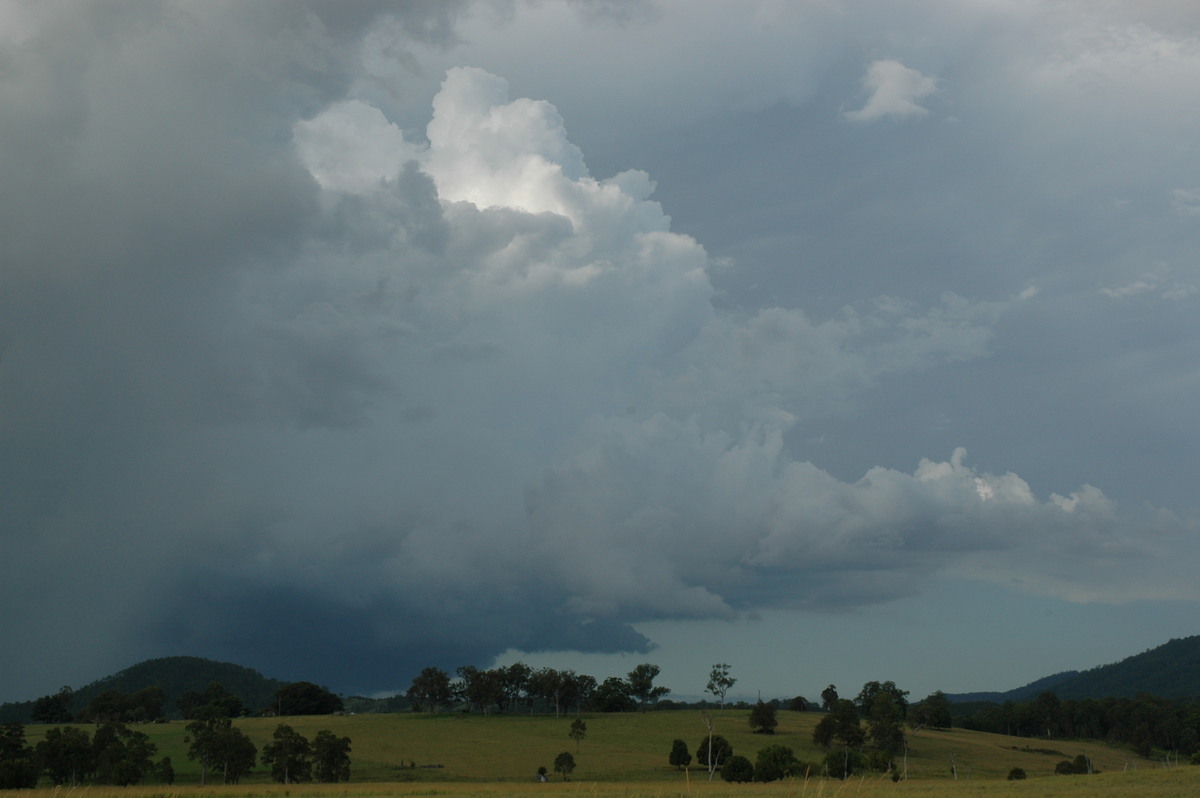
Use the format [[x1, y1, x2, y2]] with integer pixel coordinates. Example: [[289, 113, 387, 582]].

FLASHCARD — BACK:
[[13, 767, 1200, 798]]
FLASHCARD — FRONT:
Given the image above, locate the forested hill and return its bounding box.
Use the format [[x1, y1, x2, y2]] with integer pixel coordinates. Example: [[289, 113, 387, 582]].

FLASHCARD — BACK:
[[1051, 636, 1200, 699], [0, 656, 288, 722], [948, 635, 1200, 703], [946, 671, 1080, 704]]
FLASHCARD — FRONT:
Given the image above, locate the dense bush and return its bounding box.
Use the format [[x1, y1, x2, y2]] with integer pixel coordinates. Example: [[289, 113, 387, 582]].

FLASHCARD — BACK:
[[753, 744, 800, 782], [823, 748, 864, 780], [720, 755, 754, 782], [748, 700, 778, 734], [695, 735, 732, 768]]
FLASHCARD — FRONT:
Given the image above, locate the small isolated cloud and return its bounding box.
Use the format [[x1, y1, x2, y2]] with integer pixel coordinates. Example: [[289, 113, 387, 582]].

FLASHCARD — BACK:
[[1171, 188, 1200, 216], [1100, 264, 1197, 301], [844, 59, 938, 122]]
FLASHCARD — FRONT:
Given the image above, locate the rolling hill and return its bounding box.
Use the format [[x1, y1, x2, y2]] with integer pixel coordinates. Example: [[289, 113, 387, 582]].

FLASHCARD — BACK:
[[0, 655, 288, 722]]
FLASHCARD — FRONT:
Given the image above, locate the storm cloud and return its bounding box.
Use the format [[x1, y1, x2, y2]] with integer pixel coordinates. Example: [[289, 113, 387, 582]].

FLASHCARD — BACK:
[[2, 1, 1199, 701]]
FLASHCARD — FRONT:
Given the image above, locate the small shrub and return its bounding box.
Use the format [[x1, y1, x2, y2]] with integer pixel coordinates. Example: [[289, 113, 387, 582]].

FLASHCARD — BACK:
[[1055, 760, 1075, 775], [721, 755, 754, 783], [1007, 767, 1027, 780], [823, 748, 864, 780], [867, 749, 894, 772]]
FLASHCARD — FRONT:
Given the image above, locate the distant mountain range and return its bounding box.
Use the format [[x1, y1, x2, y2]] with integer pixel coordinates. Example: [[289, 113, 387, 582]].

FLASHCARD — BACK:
[[945, 635, 1200, 703], [4, 635, 1200, 723]]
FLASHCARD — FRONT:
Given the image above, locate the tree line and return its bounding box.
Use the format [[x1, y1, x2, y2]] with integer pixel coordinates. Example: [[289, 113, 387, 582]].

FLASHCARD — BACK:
[[29, 679, 343, 725], [958, 690, 1200, 760], [405, 662, 671, 716]]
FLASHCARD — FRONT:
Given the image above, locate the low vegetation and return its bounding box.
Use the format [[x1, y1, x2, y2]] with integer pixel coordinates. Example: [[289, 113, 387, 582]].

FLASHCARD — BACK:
[[8, 709, 1192, 786]]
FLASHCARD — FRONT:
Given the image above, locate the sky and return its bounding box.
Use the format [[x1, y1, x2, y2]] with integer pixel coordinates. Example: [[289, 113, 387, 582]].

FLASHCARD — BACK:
[[1, 0, 1199, 706]]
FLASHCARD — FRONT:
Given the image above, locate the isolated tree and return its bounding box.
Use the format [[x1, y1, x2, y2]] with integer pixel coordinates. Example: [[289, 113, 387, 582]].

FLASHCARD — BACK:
[[754, 744, 801, 782], [274, 682, 342, 716], [627, 663, 669, 711], [261, 724, 312, 784], [749, 700, 778, 734], [568, 718, 587, 751], [788, 696, 811, 712], [406, 667, 453, 715], [821, 685, 839, 712], [668, 738, 692, 770], [706, 664, 736, 709], [553, 751, 575, 781], [312, 730, 351, 782], [0, 722, 39, 789], [721, 755, 754, 782]]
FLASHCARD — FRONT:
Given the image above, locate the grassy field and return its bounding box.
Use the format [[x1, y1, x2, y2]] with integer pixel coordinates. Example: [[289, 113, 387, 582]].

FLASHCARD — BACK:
[[21, 709, 1198, 795], [12, 770, 1200, 798]]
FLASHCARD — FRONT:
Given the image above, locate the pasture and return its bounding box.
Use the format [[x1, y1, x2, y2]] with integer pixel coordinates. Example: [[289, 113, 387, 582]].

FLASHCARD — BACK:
[[21, 709, 1199, 795]]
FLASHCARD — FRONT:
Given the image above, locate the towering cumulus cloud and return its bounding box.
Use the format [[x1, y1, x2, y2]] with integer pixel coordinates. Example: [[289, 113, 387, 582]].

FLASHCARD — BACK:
[[0, 4, 1193, 699]]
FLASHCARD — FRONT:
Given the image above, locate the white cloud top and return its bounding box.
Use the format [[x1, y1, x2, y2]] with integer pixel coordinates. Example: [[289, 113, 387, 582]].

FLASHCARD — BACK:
[[844, 59, 938, 121]]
